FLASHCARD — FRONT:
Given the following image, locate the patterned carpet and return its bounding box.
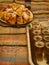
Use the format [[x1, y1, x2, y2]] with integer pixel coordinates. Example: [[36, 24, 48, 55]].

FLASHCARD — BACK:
[[0, 27, 29, 65]]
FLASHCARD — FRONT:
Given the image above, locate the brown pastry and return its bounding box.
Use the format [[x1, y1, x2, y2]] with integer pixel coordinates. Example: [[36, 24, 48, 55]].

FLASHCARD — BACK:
[[33, 29, 41, 34], [32, 19, 40, 25], [22, 8, 33, 21], [16, 5, 25, 16], [17, 16, 23, 24], [34, 35, 42, 41], [45, 42, 49, 54], [44, 36, 49, 41], [8, 13, 16, 25], [42, 29, 49, 34], [32, 25, 41, 30], [23, 12, 30, 21], [35, 41, 44, 48], [8, 17, 16, 25], [3, 12, 11, 21], [0, 11, 4, 18], [16, 8, 22, 16], [10, 3, 20, 11], [6, 8, 13, 13]]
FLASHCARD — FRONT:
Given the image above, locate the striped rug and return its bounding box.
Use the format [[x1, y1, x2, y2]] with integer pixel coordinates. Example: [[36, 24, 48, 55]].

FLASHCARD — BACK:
[[0, 27, 29, 65]]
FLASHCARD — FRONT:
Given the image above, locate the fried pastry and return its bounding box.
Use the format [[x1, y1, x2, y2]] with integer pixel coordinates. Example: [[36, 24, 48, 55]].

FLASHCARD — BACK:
[[44, 36, 49, 41], [42, 29, 49, 34], [17, 16, 23, 24], [0, 11, 4, 18], [3, 12, 11, 21], [8, 13, 16, 24], [23, 8, 33, 21], [23, 12, 30, 21], [0, 3, 33, 25], [33, 29, 41, 34], [34, 35, 42, 41], [6, 8, 13, 13], [16, 5, 25, 16], [16, 8, 23, 16], [10, 3, 20, 11], [8, 17, 16, 25]]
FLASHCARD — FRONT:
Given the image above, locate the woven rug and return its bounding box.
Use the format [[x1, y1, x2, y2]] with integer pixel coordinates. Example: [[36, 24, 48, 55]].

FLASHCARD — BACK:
[[0, 27, 29, 65]]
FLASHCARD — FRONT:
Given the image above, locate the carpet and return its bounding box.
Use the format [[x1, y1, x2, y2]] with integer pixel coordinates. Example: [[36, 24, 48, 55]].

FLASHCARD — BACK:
[[0, 27, 29, 65]]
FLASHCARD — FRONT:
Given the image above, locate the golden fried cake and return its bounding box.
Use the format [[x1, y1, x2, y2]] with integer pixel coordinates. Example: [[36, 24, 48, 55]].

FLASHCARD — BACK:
[[17, 16, 23, 24], [0, 3, 33, 25], [10, 3, 20, 11]]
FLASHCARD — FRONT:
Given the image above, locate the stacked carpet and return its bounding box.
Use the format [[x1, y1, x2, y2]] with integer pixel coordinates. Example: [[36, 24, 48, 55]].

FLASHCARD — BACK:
[[0, 27, 28, 65]]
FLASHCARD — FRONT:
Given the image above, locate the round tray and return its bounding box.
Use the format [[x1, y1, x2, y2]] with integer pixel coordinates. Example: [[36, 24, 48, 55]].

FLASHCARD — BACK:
[[0, 19, 33, 28], [0, 2, 33, 28]]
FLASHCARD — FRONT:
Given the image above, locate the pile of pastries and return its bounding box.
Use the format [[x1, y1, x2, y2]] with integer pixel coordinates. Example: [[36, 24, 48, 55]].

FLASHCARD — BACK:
[[0, 3, 33, 25]]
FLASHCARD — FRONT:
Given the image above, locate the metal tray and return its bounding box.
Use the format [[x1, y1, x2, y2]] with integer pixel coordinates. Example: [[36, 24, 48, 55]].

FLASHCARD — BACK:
[[0, 2, 33, 28], [0, 19, 33, 28], [26, 25, 49, 65]]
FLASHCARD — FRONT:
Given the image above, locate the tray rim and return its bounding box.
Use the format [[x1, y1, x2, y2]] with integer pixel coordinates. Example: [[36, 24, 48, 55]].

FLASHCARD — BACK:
[[0, 19, 33, 28], [26, 26, 34, 65]]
